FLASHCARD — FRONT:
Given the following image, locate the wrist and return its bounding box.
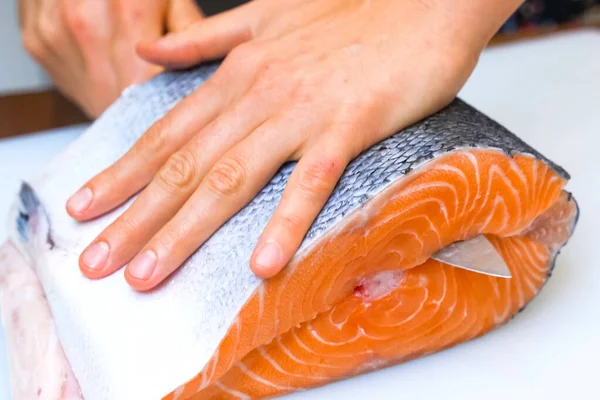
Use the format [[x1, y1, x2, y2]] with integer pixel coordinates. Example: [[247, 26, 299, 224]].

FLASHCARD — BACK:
[[417, 0, 524, 52]]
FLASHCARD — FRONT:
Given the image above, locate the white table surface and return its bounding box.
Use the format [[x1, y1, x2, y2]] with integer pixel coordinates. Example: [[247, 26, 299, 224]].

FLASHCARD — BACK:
[[1, 29, 599, 400]]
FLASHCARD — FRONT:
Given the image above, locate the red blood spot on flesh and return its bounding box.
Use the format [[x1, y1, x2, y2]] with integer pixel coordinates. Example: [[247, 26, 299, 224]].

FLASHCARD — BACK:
[[354, 270, 405, 301]]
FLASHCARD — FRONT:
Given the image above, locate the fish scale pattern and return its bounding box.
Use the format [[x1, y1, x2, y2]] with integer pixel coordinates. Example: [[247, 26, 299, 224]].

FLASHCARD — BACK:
[[215, 88, 569, 250]]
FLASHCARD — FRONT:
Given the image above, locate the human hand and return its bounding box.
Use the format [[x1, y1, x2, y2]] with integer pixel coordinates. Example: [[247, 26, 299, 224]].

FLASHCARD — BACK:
[[19, 0, 203, 117], [67, 0, 522, 290]]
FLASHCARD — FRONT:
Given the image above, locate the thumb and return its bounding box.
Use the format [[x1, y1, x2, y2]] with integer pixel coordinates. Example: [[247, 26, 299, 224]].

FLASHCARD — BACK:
[[167, 0, 204, 32], [137, 3, 255, 69], [110, 0, 167, 86]]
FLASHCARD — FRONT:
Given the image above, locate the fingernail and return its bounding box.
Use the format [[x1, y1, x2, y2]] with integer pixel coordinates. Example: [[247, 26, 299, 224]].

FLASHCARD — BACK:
[[81, 242, 109, 271], [254, 242, 283, 271], [128, 250, 157, 281], [67, 188, 93, 214]]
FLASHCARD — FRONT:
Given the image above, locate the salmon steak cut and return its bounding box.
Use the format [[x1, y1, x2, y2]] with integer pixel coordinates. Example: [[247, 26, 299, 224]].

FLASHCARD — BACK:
[[1, 63, 578, 400]]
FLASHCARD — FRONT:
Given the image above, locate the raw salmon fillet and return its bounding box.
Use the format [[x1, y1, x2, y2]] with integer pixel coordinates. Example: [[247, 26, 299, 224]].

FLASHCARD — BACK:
[[2, 63, 578, 400]]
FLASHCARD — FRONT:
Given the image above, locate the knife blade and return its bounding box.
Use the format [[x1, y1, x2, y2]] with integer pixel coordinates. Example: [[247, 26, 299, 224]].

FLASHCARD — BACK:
[[431, 235, 512, 278]]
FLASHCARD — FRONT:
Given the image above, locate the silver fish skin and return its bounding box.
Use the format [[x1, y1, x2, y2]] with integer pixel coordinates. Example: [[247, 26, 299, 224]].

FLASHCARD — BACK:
[[7, 62, 572, 400]]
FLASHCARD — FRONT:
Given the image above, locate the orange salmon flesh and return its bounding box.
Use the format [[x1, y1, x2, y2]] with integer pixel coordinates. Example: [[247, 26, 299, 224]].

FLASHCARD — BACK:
[[164, 149, 577, 399]]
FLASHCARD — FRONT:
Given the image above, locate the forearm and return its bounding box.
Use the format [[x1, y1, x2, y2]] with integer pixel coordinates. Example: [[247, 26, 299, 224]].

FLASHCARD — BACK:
[[420, 0, 525, 52]]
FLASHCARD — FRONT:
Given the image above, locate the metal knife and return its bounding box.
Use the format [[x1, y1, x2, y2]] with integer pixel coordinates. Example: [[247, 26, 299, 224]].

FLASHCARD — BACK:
[[431, 234, 512, 278]]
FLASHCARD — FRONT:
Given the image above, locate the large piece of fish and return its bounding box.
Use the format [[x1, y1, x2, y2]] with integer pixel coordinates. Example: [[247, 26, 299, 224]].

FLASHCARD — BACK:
[[1, 62, 578, 399]]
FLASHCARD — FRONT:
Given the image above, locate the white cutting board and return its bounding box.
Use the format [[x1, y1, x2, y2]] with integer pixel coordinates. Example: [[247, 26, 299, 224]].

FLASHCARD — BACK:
[[1, 29, 599, 400]]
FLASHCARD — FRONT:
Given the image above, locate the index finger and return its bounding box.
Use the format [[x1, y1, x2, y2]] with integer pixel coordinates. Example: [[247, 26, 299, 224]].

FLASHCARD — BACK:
[[66, 75, 228, 220]]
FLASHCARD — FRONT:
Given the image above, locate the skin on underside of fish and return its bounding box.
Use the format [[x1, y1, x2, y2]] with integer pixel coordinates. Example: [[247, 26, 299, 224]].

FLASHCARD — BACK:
[[0, 241, 82, 400]]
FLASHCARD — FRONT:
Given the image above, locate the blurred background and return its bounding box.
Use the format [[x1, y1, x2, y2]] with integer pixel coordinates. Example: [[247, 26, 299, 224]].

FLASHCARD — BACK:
[[500, 0, 600, 32], [0, 0, 599, 136]]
